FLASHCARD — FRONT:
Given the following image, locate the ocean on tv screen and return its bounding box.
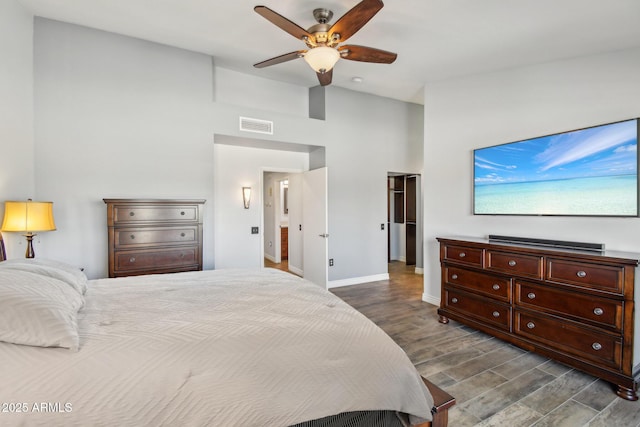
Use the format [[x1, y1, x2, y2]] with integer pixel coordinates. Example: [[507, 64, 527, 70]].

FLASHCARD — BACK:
[[474, 119, 638, 216]]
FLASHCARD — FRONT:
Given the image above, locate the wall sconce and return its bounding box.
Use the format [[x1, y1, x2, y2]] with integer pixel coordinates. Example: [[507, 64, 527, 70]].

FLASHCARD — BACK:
[[242, 187, 251, 209], [1, 199, 57, 258]]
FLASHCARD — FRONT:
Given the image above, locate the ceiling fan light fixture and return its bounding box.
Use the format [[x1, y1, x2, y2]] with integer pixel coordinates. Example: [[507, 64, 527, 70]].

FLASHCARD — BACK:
[[303, 46, 340, 73]]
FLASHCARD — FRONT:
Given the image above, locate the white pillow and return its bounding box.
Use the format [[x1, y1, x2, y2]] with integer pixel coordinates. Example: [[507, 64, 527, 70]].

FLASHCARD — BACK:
[[0, 270, 83, 350], [0, 258, 88, 295]]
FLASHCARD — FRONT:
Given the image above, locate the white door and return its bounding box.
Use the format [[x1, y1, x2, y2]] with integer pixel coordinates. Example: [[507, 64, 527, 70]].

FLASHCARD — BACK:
[[303, 167, 328, 288]]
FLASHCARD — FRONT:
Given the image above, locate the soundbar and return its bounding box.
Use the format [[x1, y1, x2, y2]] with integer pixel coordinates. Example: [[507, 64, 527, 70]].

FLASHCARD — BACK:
[[488, 235, 605, 252]]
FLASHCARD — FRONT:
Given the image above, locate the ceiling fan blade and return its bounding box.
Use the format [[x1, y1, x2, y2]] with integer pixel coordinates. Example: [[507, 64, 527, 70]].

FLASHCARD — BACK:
[[328, 0, 384, 43], [254, 51, 305, 68], [317, 69, 333, 86], [254, 6, 314, 42], [339, 45, 397, 63]]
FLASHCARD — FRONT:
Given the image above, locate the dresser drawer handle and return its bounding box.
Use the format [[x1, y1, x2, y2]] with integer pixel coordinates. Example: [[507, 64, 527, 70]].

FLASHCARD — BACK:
[[458, 252, 466, 258], [451, 274, 458, 280], [526, 322, 535, 329], [129, 211, 135, 217], [592, 342, 602, 351], [451, 297, 458, 304], [130, 234, 135, 239], [181, 232, 186, 237], [129, 257, 136, 263], [492, 284, 500, 291], [492, 311, 500, 318], [593, 307, 604, 316], [181, 211, 186, 216], [180, 253, 185, 258], [508, 260, 517, 267], [527, 292, 536, 299], [577, 270, 587, 278]]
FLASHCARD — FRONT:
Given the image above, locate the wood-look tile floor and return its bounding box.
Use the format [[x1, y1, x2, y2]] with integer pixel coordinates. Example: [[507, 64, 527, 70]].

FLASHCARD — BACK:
[[331, 262, 640, 427]]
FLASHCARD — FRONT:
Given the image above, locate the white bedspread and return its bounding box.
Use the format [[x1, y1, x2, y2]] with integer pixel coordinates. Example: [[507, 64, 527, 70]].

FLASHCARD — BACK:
[[0, 268, 433, 426]]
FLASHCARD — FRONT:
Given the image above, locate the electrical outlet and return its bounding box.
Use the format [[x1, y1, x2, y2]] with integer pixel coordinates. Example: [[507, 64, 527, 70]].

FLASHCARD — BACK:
[[251, 226, 259, 234], [329, 258, 334, 266]]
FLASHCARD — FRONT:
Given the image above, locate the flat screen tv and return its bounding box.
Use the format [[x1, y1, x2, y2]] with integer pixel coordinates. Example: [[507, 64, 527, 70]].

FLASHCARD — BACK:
[[473, 118, 639, 217]]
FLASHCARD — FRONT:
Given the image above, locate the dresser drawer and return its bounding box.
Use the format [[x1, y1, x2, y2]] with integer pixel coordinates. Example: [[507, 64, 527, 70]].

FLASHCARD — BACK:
[[444, 288, 511, 330], [515, 281, 623, 331], [112, 205, 200, 224], [487, 250, 543, 279], [445, 267, 511, 302], [114, 247, 199, 273], [443, 244, 483, 267], [114, 226, 199, 249], [546, 258, 624, 295], [514, 310, 622, 369]]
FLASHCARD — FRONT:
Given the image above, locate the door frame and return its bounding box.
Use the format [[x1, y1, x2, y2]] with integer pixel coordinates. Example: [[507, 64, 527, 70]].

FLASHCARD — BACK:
[[260, 167, 304, 269]]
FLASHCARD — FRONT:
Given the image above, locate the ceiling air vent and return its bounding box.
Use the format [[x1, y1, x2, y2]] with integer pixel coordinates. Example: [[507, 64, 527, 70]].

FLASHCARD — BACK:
[[239, 117, 273, 135]]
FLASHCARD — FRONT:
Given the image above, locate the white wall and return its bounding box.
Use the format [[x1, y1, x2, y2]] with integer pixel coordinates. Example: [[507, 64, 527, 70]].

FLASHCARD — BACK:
[[214, 67, 308, 118], [0, 0, 35, 258], [423, 47, 640, 304], [324, 87, 424, 281], [33, 18, 215, 276], [213, 143, 308, 269]]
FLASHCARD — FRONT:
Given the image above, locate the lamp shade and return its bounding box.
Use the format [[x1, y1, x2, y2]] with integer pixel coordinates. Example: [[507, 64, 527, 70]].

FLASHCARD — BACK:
[[303, 46, 340, 73], [1, 200, 56, 233]]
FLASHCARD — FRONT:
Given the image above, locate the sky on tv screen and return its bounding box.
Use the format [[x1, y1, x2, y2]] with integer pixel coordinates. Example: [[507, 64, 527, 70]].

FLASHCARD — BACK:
[[475, 119, 638, 185], [474, 119, 638, 216]]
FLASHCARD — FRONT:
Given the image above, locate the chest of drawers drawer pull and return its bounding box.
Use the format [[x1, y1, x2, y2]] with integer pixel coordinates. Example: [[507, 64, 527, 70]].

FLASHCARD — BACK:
[[492, 284, 500, 290], [129, 211, 135, 216], [487, 250, 543, 278], [492, 311, 500, 318], [451, 297, 458, 303], [527, 292, 536, 299], [527, 321, 535, 329], [181, 232, 186, 237], [577, 270, 587, 278], [181, 211, 185, 216], [593, 308, 604, 316], [443, 245, 484, 267], [592, 342, 602, 351], [451, 274, 458, 280], [129, 257, 136, 263], [130, 234, 135, 239]]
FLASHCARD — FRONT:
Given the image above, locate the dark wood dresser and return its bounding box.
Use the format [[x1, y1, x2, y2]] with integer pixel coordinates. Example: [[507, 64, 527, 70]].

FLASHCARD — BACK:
[[104, 199, 205, 278], [437, 236, 640, 400]]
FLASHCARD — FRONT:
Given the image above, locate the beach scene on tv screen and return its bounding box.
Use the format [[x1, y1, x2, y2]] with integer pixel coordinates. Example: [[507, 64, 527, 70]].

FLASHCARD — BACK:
[[474, 119, 638, 216]]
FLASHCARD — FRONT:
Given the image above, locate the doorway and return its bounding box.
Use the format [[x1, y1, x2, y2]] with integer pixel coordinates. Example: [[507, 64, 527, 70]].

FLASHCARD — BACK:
[[262, 168, 329, 288], [387, 173, 422, 276]]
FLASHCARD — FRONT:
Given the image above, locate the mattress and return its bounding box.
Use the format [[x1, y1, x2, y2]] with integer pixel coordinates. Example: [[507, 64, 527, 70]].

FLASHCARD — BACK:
[[0, 268, 433, 426]]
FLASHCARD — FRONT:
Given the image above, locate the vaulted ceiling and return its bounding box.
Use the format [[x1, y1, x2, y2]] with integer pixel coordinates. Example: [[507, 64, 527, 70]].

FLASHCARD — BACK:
[[18, 0, 640, 104]]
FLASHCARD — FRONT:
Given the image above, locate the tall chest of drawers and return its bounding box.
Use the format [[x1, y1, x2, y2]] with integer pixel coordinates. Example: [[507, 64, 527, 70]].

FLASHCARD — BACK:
[[104, 199, 205, 278], [437, 237, 640, 400]]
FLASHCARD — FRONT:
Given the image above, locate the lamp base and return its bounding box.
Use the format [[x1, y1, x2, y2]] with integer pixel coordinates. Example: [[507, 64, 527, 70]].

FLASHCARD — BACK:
[[24, 233, 36, 258]]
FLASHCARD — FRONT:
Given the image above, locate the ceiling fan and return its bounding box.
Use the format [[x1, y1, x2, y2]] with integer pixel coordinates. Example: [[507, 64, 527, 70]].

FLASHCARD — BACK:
[[253, 0, 397, 86]]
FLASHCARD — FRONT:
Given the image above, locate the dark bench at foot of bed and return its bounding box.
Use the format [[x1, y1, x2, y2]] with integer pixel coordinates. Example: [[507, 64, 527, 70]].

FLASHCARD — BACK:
[[415, 377, 456, 427]]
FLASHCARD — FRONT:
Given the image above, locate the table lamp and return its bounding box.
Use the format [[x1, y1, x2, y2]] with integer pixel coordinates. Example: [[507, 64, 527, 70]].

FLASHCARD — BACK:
[[1, 199, 56, 258]]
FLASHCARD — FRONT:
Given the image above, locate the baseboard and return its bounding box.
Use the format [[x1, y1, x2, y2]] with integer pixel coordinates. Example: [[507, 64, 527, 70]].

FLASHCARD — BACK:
[[414, 267, 424, 275], [288, 265, 303, 277], [422, 293, 440, 307], [264, 253, 276, 263], [328, 273, 389, 289]]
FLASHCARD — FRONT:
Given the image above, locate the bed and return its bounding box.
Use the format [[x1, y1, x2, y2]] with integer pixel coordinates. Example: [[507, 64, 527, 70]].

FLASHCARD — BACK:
[[0, 234, 453, 426]]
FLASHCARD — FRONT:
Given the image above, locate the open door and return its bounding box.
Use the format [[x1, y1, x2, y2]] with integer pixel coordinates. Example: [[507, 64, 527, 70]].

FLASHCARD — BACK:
[[302, 167, 328, 288]]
